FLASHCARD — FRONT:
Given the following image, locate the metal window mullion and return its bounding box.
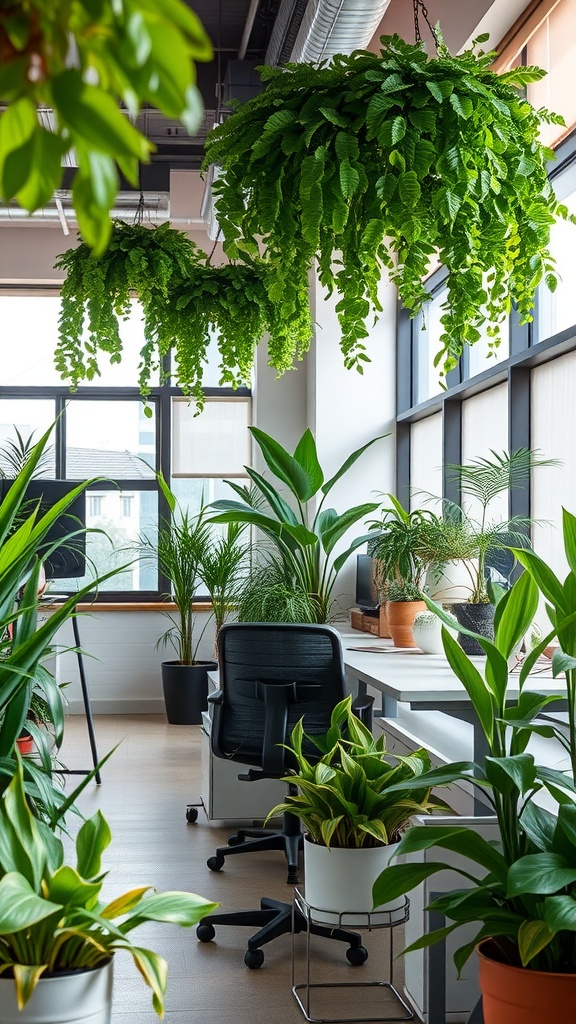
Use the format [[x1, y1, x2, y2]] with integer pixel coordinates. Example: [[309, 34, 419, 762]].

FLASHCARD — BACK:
[[442, 399, 462, 508]]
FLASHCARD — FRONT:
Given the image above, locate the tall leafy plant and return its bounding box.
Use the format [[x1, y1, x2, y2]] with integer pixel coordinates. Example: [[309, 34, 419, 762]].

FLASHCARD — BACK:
[[372, 537, 576, 974], [209, 427, 385, 623], [205, 34, 569, 379], [0, 1, 212, 250], [55, 223, 312, 409]]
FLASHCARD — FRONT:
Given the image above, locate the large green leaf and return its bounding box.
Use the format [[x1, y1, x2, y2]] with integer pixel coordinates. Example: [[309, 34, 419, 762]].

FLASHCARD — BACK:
[[393, 824, 507, 880], [512, 547, 567, 614], [484, 755, 536, 798], [493, 572, 539, 659], [518, 919, 555, 965], [372, 861, 460, 908], [75, 812, 112, 880], [293, 430, 324, 498], [250, 427, 313, 503], [0, 873, 61, 933], [507, 853, 576, 896], [52, 70, 152, 162], [320, 503, 379, 555], [245, 468, 300, 526], [441, 628, 494, 744], [542, 895, 576, 933]]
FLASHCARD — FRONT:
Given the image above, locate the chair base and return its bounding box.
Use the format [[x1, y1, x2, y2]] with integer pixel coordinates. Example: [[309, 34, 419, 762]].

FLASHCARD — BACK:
[[207, 825, 303, 884], [196, 897, 368, 970]]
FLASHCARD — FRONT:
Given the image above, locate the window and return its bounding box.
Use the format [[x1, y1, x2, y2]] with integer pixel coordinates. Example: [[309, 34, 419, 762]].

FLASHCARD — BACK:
[[0, 293, 251, 600]]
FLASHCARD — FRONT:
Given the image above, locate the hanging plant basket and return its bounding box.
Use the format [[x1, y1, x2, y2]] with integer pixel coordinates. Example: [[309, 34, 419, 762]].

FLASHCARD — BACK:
[[204, 32, 570, 378], [54, 221, 312, 409]]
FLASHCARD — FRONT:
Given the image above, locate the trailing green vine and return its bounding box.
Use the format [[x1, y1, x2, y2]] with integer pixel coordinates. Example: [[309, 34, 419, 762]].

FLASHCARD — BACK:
[[204, 33, 570, 377], [55, 221, 312, 409]]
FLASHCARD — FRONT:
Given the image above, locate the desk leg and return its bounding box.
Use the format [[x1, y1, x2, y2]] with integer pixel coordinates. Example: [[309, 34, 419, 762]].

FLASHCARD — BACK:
[[71, 616, 101, 785]]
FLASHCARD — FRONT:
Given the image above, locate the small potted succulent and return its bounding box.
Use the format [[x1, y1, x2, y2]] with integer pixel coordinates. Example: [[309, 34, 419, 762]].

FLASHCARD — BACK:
[[0, 758, 218, 1024], [266, 696, 447, 923]]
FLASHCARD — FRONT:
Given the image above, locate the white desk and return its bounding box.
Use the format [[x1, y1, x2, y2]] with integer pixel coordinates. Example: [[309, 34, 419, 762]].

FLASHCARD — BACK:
[[340, 632, 566, 814]]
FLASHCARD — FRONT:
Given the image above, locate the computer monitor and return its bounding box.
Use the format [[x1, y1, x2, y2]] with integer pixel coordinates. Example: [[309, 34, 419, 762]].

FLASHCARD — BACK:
[[355, 553, 379, 613], [1, 479, 86, 579]]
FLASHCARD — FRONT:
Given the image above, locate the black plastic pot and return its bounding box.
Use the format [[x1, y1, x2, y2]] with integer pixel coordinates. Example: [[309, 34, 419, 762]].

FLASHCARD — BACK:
[[452, 603, 495, 656], [161, 661, 217, 725]]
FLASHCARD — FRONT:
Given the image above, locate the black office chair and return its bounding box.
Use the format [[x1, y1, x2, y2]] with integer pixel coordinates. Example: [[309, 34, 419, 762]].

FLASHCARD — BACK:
[[196, 622, 373, 968]]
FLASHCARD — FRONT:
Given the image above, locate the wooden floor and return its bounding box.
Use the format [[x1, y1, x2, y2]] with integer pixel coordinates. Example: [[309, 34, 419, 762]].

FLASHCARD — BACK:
[[60, 715, 410, 1024]]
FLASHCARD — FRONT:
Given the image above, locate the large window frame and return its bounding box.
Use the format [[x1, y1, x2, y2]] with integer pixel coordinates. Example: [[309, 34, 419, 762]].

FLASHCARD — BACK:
[[396, 126, 576, 527], [0, 296, 251, 602]]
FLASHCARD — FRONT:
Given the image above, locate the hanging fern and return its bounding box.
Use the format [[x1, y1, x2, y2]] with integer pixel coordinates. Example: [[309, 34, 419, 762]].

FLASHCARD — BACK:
[[54, 221, 312, 408], [204, 33, 571, 377]]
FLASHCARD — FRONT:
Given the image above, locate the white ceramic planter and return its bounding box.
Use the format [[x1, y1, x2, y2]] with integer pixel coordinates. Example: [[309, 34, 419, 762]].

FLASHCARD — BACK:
[[426, 559, 477, 605], [412, 610, 458, 655], [0, 960, 113, 1024], [303, 835, 405, 925]]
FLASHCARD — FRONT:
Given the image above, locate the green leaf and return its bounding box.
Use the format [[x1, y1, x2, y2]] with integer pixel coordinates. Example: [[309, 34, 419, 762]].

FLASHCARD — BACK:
[[493, 572, 539, 659], [0, 873, 61, 933], [518, 919, 555, 966], [562, 508, 576, 575], [507, 853, 576, 897], [52, 70, 151, 161], [390, 116, 406, 144], [249, 428, 312, 503], [339, 159, 360, 200], [484, 755, 536, 798], [0, 97, 38, 200], [542, 895, 576, 933], [372, 861, 453, 908], [75, 811, 112, 879], [449, 93, 474, 119], [16, 128, 67, 210], [293, 431, 324, 497], [441, 629, 494, 744], [398, 171, 421, 207]]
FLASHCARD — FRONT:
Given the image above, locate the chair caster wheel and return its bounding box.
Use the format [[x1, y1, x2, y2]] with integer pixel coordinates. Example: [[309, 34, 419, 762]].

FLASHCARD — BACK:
[[207, 855, 225, 871], [228, 834, 245, 846], [196, 923, 216, 942], [244, 948, 265, 969], [346, 944, 368, 966], [186, 807, 198, 823]]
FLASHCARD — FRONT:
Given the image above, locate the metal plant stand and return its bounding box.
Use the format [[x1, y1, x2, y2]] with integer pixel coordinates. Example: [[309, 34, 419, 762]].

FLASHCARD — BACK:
[[291, 888, 413, 1024]]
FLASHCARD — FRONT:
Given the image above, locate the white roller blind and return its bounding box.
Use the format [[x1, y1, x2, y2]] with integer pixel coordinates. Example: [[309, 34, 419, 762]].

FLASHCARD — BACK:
[[410, 413, 443, 508], [172, 397, 251, 477], [461, 383, 509, 523]]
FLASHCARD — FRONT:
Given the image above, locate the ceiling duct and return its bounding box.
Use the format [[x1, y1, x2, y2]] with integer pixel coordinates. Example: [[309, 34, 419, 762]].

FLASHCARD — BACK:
[[267, 0, 392, 65]]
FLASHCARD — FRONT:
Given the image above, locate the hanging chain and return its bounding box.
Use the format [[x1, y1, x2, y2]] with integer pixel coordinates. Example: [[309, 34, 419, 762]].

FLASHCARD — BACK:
[[133, 189, 145, 225], [412, 0, 439, 49]]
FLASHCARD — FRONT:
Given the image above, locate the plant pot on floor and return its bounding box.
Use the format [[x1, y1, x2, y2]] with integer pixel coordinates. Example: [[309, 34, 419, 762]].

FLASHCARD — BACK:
[[386, 600, 427, 648], [303, 835, 406, 925], [161, 660, 217, 725], [477, 939, 576, 1024], [452, 603, 495, 656], [0, 960, 113, 1024]]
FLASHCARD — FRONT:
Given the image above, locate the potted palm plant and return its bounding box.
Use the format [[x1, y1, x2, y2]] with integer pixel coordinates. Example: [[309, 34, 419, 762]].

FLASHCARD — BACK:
[[266, 695, 447, 924], [139, 478, 249, 724], [371, 513, 576, 1024], [0, 757, 218, 1024]]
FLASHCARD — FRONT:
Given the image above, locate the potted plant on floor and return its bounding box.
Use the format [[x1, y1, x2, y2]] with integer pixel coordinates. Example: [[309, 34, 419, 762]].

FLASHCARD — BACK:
[[0, 757, 218, 1024], [210, 427, 386, 624], [266, 695, 448, 924], [139, 478, 249, 724], [371, 517, 576, 1024]]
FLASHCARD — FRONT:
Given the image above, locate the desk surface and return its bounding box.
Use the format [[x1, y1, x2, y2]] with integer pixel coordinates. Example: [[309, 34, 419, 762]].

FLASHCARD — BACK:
[[340, 631, 559, 705]]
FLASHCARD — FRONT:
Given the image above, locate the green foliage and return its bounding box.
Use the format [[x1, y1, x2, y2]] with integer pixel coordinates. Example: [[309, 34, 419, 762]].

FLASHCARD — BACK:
[[368, 496, 438, 598], [0, 1, 212, 251], [266, 695, 445, 848], [205, 34, 569, 378], [139, 480, 249, 663], [0, 758, 218, 1012], [445, 448, 560, 602], [237, 557, 322, 624], [210, 427, 386, 623], [0, 423, 124, 820], [373, 559, 576, 974], [54, 222, 312, 409]]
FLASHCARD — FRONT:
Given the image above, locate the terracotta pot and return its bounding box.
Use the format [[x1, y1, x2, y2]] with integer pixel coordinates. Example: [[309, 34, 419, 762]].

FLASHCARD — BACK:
[[16, 734, 34, 755], [477, 939, 576, 1024], [386, 600, 427, 648]]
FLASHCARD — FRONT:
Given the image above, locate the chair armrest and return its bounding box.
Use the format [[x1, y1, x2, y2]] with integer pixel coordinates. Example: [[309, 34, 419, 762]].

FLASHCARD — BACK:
[[351, 693, 374, 730], [207, 690, 224, 704]]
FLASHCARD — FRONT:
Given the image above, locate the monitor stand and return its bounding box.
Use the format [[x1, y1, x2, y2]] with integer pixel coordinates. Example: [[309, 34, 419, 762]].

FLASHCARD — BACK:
[[40, 592, 101, 785]]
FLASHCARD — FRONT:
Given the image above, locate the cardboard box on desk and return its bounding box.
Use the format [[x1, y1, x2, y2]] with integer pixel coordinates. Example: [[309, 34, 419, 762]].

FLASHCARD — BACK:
[[350, 606, 389, 637]]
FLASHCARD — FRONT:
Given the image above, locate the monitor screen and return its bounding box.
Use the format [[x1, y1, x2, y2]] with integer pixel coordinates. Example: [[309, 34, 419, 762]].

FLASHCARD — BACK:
[[0, 479, 86, 579], [355, 553, 379, 613]]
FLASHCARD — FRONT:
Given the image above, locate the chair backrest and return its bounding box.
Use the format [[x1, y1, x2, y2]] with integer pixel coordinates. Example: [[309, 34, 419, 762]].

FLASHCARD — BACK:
[[211, 622, 348, 775]]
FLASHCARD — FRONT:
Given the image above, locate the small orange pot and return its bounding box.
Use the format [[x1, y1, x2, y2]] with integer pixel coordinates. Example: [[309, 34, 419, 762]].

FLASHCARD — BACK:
[[16, 734, 34, 755], [478, 939, 576, 1024], [386, 600, 426, 648]]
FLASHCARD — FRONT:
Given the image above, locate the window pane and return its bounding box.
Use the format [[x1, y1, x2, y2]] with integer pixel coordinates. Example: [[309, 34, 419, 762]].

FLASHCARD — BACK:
[[172, 397, 251, 476], [0, 399, 56, 477], [65, 400, 156, 478], [415, 291, 446, 403], [65, 487, 158, 593], [79, 300, 160, 388], [538, 187, 576, 341], [0, 296, 63, 387], [527, 0, 576, 148], [171, 477, 247, 516], [466, 323, 509, 379]]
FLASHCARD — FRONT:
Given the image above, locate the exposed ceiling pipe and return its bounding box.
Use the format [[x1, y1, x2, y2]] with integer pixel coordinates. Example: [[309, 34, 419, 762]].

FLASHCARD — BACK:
[[238, 0, 261, 60], [0, 207, 203, 227], [269, 0, 392, 65]]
